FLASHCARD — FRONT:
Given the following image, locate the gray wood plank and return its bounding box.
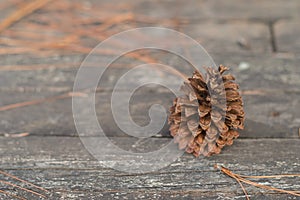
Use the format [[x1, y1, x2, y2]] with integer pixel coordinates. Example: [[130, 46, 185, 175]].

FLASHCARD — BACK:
[[275, 20, 300, 53], [1, 54, 300, 137], [0, 136, 299, 199], [70, 0, 300, 22], [0, 89, 298, 138], [2, 54, 300, 92]]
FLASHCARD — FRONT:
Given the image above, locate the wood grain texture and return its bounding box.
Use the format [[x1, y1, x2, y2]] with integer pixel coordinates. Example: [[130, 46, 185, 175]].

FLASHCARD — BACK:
[[0, 136, 299, 199]]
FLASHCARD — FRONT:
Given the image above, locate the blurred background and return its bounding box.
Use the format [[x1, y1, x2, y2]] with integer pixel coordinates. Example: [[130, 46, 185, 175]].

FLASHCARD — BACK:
[[0, 0, 299, 138]]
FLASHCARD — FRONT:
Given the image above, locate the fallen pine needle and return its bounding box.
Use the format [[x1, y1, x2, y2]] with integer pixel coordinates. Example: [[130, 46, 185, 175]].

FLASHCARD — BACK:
[[216, 165, 300, 199], [0, 180, 46, 198], [237, 175, 300, 197], [214, 164, 250, 199], [0, 0, 54, 34], [4, 132, 30, 138], [231, 174, 250, 200], [241, 90, 267, 96], [0, 189, 25, 200], [0, 92, 87, 112], [0, 170, 48, 192], [93, 12, 134, 33], [240, 174, 300, 179], [0, 63, 79, 71]]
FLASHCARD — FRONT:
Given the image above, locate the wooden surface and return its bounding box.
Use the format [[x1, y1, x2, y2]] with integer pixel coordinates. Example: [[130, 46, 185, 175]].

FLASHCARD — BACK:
[[0, 0, 299, 199], [1, 137, 300, 199]]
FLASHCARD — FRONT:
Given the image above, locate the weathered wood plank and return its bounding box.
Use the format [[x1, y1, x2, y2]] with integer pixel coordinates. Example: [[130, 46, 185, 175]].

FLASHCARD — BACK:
[[2, 137, 300, 172], [70, 0, 300, 22], [1, 137, 299, 171], [0, 89, 298, 138], [1, 53, 299, 92], [0, 137, 299, 199], [1, 186, 298, 200], [1, 54, 300, 137]]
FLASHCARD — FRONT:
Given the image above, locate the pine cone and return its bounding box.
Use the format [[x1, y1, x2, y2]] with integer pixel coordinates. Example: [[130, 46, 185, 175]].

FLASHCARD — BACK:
[[168, 65, 245, 157]]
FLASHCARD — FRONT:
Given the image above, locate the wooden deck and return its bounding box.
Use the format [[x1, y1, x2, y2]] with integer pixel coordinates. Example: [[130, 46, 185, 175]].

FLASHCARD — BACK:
[[0, 0, 300, 199]]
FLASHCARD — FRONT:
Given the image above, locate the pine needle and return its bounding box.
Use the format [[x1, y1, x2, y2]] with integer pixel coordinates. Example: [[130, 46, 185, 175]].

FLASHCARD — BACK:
[[0, 64, 76, 71], [232, 175, 250, 200], [0, 0, 54, 34], [0, 180, 46, 198], [237, 176, 300, 197], [0, 189, 26, 200], [95, 12, 134, 33], [240, 174, 300, 179], [0, 170, 48, 192], [217, 165, 300, 199], [0, 92, 87, 112], [215, 165, 250, 199], [4, 132, 30, 138], [241, 90, 267, 96]]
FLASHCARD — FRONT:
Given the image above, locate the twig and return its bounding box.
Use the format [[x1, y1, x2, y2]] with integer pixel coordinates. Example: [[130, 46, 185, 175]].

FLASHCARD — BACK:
[[0, 170, 48, 192], [0, 0, 54, 34]]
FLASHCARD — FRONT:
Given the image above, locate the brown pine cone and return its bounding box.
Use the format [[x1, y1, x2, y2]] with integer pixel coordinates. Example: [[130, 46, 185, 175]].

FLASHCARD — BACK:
[[168, 65, 245, 157]]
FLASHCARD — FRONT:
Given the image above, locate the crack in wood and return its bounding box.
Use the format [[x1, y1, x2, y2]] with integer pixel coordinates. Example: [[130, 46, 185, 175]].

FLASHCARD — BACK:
[[268, 21, 278, 52]]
